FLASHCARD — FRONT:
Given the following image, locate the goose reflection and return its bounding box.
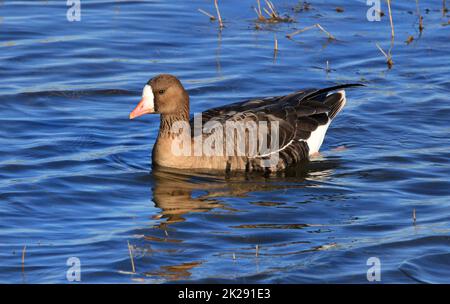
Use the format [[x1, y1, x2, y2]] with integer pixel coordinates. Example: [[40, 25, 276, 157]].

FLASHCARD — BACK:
[[150, 158, 341, 227], [139, 158, 342, 282]]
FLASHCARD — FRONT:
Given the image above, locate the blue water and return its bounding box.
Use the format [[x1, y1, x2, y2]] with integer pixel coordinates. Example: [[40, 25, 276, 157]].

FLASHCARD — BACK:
[[0, 0, 449, 283]]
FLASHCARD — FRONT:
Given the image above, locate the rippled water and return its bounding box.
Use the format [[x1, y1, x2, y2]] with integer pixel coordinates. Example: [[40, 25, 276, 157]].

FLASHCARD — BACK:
[[0, 0, 449, 283]]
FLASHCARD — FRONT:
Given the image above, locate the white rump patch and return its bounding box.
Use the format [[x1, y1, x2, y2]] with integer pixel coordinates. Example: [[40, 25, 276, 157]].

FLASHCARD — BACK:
[[305, 90, 346, 156], [306, 121, 330, 155]]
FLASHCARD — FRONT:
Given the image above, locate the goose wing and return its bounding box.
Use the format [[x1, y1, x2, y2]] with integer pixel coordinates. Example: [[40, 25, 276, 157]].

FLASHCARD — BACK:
[[192, 84, 363, 169]]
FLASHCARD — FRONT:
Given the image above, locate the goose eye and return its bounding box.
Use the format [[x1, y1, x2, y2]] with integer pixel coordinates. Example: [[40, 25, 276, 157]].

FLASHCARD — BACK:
[[158, 89, 165, 95]]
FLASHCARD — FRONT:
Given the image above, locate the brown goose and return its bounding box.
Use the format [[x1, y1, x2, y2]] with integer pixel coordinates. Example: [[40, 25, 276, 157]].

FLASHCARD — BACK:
[[130, 74, 362, 172]]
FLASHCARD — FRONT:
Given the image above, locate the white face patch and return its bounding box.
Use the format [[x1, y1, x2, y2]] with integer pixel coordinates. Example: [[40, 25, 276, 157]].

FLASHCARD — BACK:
[[142, 84, 155, 109]]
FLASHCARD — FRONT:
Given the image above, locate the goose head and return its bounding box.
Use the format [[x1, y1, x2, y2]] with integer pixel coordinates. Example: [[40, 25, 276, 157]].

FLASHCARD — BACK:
[[129, 74, 189, 119]]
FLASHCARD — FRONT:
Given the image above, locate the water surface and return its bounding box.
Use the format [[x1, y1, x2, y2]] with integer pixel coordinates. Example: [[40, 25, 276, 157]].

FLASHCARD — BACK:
[[0, 0, 449, 283]]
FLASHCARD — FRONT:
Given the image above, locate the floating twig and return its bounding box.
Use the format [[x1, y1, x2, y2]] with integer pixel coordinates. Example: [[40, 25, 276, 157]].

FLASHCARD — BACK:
[[286, 23, 335, 40], [214, 0, 224, 29], [127, 241, 136, 273], [198, 8, 216, 21]]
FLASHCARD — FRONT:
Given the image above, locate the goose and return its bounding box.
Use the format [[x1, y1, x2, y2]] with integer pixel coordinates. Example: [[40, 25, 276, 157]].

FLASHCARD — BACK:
[[129, 74, 362, 172]]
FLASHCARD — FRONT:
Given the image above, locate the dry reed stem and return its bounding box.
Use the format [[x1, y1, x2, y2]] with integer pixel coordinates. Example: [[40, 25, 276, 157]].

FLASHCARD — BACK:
[[127, 241, 136, 273], [255, 0, 265, 21], [257, 0, 263, 17], [386, 0, 395, 41], [274, 34, 278, 51], [254, 0, 292, 23], [286, 23, 335, 40], [265, 0, 277, 17], [413, 208, 416, 224], [375, 0, 394, 69], [21, 245, 26, 272], [316, 24, 335, 40], [214, 0, 224, 29], [376, 43, 388, 58], [198, 8, 216, 21], [254, 8, 263, 20]]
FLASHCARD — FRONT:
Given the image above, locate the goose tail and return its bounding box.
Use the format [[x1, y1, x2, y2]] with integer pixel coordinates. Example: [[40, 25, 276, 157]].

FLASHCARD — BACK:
[[324, 90, 346, 120], [306, 90, 347, 155]]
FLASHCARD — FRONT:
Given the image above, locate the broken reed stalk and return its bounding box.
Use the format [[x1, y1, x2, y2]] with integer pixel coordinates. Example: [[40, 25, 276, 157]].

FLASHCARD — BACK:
[[274, 34, 278, 51], [375, 0, 394, 69], [21, 245, 26, 272], [376, 43, 393, 68], [413, 208, 416, 224], [198, 8, 216, 21], [444, 0, 448, 16], [286, 23, 335, 40], [127, 241, 136, 273], [255, 244, 259, 257], [214, 0, 224, 29], [416, 0, 424, 33]]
